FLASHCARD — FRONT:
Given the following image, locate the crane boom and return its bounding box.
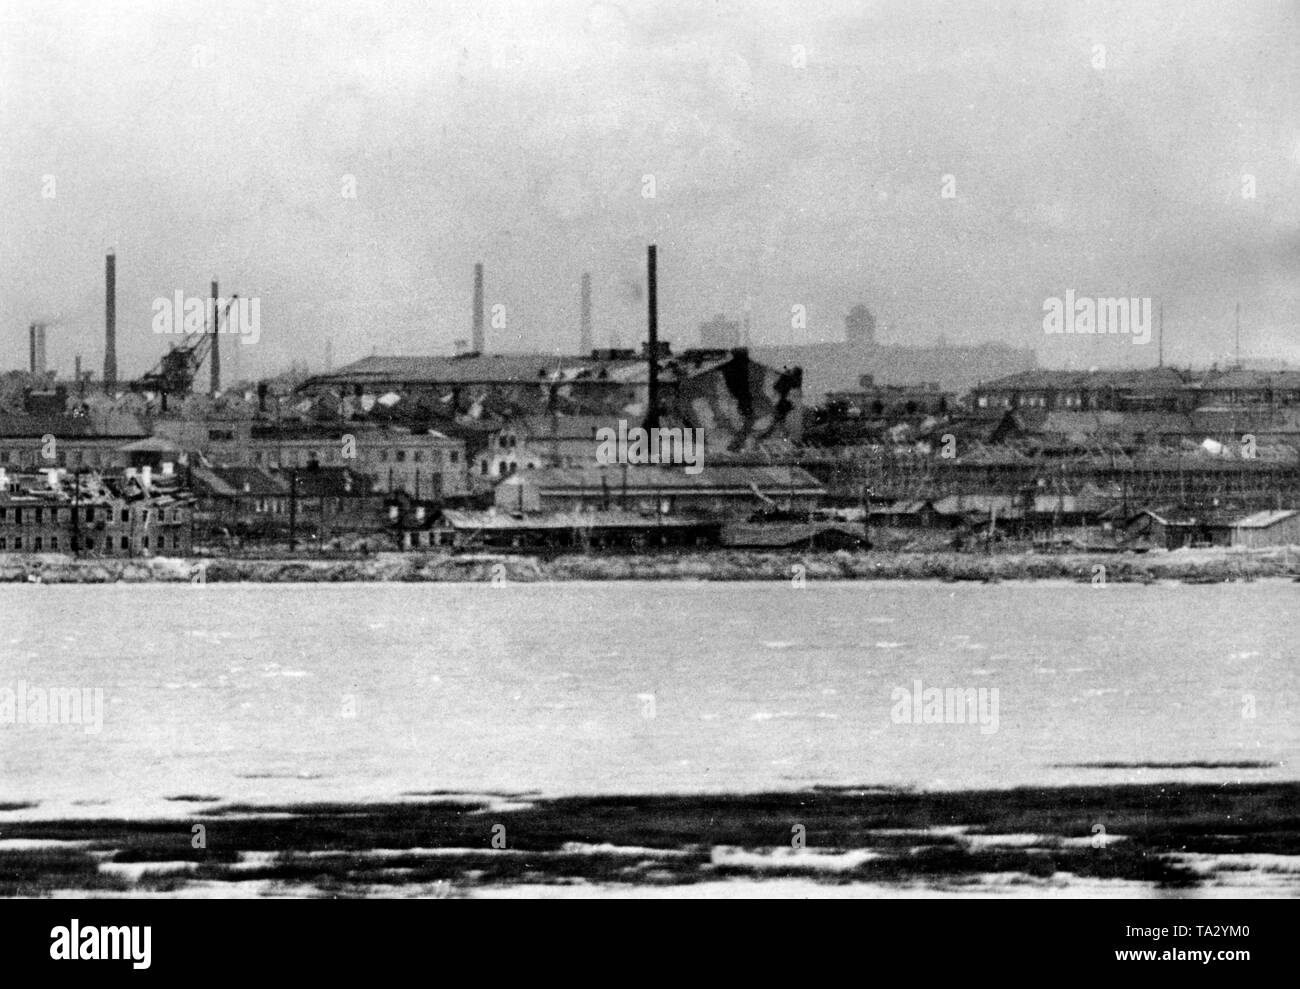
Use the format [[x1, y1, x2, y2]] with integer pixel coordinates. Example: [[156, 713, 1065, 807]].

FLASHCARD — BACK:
[[133, 295, 239, 397]]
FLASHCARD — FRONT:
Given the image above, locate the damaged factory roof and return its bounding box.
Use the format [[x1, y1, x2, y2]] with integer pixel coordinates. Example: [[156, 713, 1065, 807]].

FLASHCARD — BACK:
[[298, 349, 747, 391]]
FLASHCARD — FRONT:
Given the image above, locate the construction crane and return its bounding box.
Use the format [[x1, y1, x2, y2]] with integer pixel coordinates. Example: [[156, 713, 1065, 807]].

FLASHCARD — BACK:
[[132, 295, 238, 400]]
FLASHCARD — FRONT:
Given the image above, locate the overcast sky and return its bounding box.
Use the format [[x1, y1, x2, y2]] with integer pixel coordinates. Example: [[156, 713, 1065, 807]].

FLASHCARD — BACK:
[[1, 0, 1297, 381]]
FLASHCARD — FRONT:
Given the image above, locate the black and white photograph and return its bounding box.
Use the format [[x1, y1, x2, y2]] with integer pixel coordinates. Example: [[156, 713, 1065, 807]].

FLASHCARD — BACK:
[[0, 0, 1295, 940]]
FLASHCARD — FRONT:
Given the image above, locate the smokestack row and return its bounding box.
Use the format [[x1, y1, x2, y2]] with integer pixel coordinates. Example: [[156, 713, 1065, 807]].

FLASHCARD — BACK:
[[580, 272, 592, 355], [28, 323, 46, 375], [472, 262, 484, 354], [104, 251, 117, 388], [645, 245, 659, 430], [210, 278, 221, 394]]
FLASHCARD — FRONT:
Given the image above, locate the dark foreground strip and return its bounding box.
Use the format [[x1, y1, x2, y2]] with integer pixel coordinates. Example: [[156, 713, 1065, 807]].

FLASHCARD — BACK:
[[0, 898, 1282, 979], [2, 782, 1298, 896]]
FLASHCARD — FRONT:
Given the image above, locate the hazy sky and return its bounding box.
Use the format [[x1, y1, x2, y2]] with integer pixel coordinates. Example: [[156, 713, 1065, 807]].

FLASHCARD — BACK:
[[2, 0, 1297, 381]]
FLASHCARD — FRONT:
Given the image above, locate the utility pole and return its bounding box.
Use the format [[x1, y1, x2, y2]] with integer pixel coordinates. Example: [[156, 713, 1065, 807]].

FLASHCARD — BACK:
[[288, 469, 298, 552], [72, 467, 81, 557], [861, 482, 871, 548]]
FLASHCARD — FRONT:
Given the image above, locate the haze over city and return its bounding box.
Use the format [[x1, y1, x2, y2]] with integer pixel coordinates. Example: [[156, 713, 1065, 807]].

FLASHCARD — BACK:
[[2, 0, 1297, 381]]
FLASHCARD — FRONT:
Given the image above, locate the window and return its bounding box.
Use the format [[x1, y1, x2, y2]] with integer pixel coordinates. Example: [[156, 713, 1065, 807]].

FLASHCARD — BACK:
[[0, 538, 5, 550], [413, 451, 423, 463], [142, 536, 149, 550], [13, 536, 22, 549], [33, 537, 43, 551], [13, 508, 21, 524], [120, 509, 129, 523], [450, 451, 459, 464], [50, 536, 59, 550], [35, 508, 43, 524], [84, 538, 94, 551], [0, 508, 5, 522], [396, 450, 407, 463], [120, 536, 129, 550]]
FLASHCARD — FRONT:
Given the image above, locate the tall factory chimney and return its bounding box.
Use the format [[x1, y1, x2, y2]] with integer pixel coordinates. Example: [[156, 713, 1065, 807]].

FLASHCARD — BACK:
[[579, 272, 593, 355], [104, 251, 117, 388], [34, 323, 46, 375], [472, 262, 485, 354], [645, 245, 660, 430], [210, 278, 221, 394], [29, 324, 36, 375]]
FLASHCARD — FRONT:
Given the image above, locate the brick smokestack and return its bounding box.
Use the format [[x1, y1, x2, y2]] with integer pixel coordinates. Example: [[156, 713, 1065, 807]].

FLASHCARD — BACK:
[[104, 251, 117, 388], [645, 245, 659, 430], [472, 262, 485, 353], [210, 278, 221, 394], [33, 323, 46, 375], [579, 272, 592, 355], [29, 324, 36, 375]]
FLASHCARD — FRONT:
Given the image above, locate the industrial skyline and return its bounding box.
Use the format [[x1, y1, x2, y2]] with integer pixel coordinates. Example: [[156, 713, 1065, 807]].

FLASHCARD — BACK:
[[2, 0, 1297, 381]]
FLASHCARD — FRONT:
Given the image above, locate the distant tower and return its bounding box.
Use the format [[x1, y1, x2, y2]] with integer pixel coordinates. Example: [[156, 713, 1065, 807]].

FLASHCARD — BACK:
[[104, 251, 117, 387], [579, 272, 593, 355], [472, 262, 485, 353], [845, 304, 876, 347], [210, 278, 221, 394]]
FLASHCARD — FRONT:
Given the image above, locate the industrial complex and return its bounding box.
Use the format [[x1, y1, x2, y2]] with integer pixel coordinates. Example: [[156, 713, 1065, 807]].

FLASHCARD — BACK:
[[4, 245, 1300, 559]]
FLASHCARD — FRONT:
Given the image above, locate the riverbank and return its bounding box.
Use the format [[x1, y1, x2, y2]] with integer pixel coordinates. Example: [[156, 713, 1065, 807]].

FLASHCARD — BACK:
[[2, 782, 1296, 897], [2, 547, 1298, 584]]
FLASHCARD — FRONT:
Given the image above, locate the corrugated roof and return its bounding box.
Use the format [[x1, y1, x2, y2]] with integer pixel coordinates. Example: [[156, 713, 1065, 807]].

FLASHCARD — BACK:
[[190, 466, 287, 497], [1012, 410, 1192, 435], [1195, 369, 1300, 391], [978, 367, 1189, 392], [505, 464, 825, 493], [1230, 509, 1299, 528], [441, 509, 707, 530], [932, 494, 1021, 515]]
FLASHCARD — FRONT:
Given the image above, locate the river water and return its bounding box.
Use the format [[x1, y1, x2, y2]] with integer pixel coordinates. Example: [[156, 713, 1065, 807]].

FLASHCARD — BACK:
[[1, 580, 1296, 818]]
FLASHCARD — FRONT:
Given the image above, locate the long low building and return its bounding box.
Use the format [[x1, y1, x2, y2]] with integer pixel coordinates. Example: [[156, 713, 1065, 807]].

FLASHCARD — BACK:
[[436, 508, 720, 551], [0, 413, 149, 470], [493, 464, 827, 517]]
